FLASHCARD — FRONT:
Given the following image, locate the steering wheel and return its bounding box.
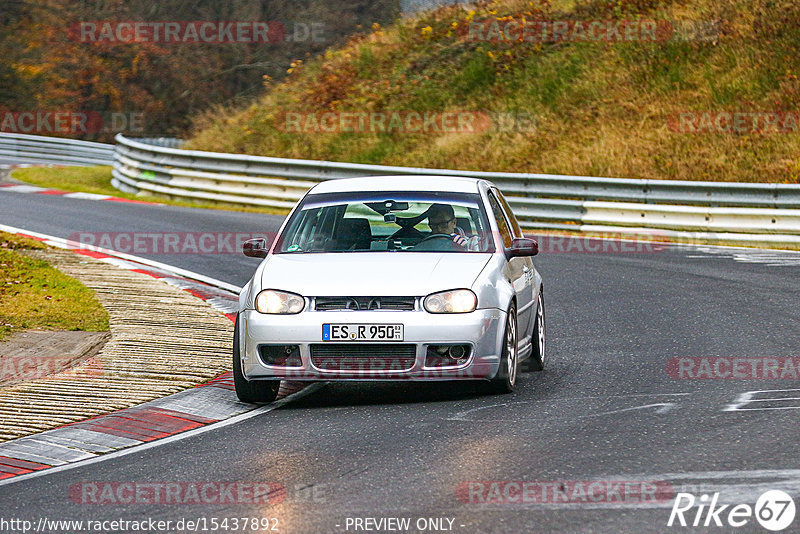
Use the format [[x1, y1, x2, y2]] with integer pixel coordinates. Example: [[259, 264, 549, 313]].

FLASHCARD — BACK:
[[413, 233, 465, 251]]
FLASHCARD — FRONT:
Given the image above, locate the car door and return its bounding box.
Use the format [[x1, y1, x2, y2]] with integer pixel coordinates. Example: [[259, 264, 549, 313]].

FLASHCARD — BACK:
[[487, 189, 534, 341], [494, 188, 537, 339]]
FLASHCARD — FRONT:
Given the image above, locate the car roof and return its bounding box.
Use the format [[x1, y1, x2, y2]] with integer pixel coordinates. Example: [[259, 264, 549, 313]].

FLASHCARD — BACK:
[[308, 175, 486, 195]]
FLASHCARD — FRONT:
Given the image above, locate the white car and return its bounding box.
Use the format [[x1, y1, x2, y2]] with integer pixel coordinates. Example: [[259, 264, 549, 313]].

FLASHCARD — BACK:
[[234, 176, 545, 402]]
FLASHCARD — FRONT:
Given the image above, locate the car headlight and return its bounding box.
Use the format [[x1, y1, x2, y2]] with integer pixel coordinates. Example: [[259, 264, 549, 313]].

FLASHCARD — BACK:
[[423, 289, 477, 314], [255, 290, 305, 314]]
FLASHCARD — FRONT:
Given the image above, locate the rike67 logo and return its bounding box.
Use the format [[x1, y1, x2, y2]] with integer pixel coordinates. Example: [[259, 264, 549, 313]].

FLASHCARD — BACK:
[[668, 490, 796, 531]]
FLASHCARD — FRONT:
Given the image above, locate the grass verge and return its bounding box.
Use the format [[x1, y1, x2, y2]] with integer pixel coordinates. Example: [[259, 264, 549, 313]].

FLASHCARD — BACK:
[[0, 231, 109, 341]]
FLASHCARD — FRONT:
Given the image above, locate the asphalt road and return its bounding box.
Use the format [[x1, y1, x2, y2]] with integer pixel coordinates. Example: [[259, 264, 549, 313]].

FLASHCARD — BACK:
[[2, 186, 800, 534]]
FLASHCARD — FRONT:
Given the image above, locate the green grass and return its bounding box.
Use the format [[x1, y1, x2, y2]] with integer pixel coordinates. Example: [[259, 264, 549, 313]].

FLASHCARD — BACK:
[[185, 0, 800, 184], [10, 166, 286, 215], [12, 166, 122, 198], [0, 232, 109, 341]]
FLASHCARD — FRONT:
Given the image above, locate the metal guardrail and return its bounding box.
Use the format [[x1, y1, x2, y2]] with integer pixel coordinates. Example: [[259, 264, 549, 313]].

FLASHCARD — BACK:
[[0, 132, 114, 166], [111, 134, 800, 245], [2, 133, 798, 246]]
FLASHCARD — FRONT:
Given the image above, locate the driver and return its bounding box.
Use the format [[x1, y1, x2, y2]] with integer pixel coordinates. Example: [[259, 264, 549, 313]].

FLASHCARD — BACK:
[[428, 204, 474, 250]]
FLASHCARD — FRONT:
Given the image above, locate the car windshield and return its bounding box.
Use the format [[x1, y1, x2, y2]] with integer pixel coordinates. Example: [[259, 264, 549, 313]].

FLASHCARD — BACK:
[[276, 191, 495, 253]]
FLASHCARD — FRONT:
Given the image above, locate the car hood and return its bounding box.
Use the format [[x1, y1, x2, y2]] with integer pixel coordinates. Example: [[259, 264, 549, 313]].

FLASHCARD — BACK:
[[259, 253, 492, 296]]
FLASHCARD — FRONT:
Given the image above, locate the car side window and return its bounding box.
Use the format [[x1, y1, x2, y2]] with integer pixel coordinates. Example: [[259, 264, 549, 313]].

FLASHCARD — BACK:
[[495, 189, 523, 238], [487, 192, 513, 248]]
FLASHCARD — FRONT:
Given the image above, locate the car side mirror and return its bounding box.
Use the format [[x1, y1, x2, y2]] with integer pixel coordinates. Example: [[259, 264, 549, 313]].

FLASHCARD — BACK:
[[507, 237, 538, 258], [243, 238, 268, 258]]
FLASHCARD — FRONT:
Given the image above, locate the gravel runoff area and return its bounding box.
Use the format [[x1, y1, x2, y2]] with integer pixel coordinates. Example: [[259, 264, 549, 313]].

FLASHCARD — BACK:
[[0, 247, 234, 442]]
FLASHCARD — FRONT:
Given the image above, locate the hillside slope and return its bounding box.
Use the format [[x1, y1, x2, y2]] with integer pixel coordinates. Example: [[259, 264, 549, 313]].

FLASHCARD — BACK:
[[187, 0, 800, 183]]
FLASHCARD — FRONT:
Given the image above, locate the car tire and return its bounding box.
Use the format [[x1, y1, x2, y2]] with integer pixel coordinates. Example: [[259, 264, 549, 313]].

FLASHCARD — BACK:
[[522, 288, 545, 372], [233, 314, 281, 403], [487, 303, 518, 394]]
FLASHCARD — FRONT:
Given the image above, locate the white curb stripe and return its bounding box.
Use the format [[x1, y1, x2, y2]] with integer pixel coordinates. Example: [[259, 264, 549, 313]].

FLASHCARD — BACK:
[[0, 185, 49, 193], [62, 192, 112, 200]]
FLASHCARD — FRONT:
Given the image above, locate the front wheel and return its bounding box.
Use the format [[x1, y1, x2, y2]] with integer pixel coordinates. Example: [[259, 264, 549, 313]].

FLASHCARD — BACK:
[[486, 303, 518, 394], [233, 314, 280, 403]]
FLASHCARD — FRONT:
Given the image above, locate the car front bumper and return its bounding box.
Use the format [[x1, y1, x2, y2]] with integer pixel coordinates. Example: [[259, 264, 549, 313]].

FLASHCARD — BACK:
[[239, 308, 506, 381]]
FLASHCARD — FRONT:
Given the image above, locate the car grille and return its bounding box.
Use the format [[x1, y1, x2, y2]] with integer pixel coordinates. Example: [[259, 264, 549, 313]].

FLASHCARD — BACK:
[[310, 344, 416, 371], [314, 296, 416, 311]]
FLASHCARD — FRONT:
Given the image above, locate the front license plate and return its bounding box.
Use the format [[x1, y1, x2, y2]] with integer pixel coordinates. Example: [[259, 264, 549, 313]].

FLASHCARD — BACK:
[[322, 324, 404, 342]]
